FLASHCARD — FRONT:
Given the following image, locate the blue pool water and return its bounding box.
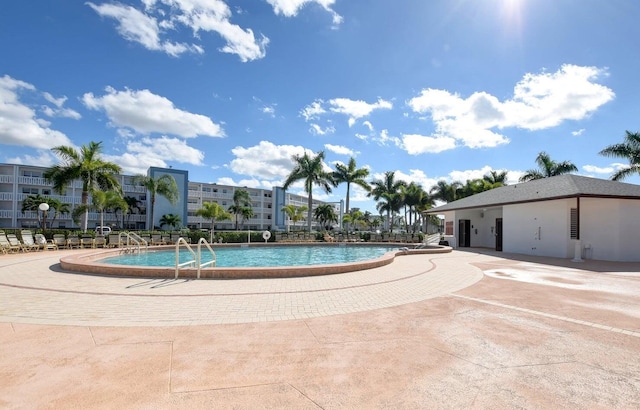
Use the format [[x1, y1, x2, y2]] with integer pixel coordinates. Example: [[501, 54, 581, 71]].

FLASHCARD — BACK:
[[100, 245, 400, 268]]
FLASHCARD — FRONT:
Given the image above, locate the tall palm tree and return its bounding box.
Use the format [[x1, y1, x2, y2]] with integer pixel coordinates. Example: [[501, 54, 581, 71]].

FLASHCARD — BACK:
[[229, 189, 252, 230], [332, 157, 371, 215], [483, 170, 508, 187], [195, 201, 231, 242], [401, 182, 430, 232], [598, 131, 640, 181], [313, 203, 338, 230], [159, 213, 181, 230], [519, 151, 578, 182], [123, 196, 140, 229], [44, 141, 122, 232], [429, 180, 462, 203], [90, 190, 128, 234], [283, 151, 336, 232], [135, 174, 179, 231], [280, 204, 308, 232], [369, 171, 406, 231], [342, 209, 366, 239], [46, 198, 71, 228], [239, 207, 254, 229]]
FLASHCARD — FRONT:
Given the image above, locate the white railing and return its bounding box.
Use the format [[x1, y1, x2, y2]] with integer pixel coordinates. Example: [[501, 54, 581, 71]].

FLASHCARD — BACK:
[[175, 237, 216, 279], [0, 175, 14, 183], [118, 231, 148, 254]]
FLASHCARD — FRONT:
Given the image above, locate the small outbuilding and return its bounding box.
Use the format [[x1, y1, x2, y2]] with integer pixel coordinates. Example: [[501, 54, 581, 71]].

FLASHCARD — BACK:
[[425, 174, 640, 262]]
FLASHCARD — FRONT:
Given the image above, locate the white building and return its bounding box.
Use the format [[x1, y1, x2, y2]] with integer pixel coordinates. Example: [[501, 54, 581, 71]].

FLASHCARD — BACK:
[[0, 163, 342, 232], [426, 174, 640, 262]]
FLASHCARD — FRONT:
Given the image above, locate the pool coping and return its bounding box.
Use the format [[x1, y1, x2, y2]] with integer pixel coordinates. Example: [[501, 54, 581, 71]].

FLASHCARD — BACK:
[[59, 242, 452, 279]]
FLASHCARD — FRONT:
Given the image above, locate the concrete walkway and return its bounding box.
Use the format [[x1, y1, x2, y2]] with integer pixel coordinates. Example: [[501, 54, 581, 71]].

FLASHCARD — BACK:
[[0, 248, 639, 408]]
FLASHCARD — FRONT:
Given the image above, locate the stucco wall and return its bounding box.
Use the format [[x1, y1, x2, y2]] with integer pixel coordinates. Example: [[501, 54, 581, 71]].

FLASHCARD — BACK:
[[581, 198, 640, 261], [503, 199, 572, 258]]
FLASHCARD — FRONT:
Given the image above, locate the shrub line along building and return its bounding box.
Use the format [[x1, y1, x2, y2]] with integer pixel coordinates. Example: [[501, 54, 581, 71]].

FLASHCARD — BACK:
[[0, 163, 343, 233], [426, 174, 640, 262]]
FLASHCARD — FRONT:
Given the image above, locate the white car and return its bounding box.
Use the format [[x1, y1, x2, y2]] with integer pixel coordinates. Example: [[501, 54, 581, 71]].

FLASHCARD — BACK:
[[95, 226, 112, 235]]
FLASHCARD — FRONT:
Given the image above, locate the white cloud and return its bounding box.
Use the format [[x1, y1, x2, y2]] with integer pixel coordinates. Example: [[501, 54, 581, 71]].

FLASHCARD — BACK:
[[373, 129, 402, 147], [407, 64, 614, 151], [448, 166, 496, 183], [216, 177, 274, 189], [301, 97, 393, 127], [324, 144, 355, 156], [0, 75, 74, 149], [229, 140, 310, 180], [82, 86, 224, 137], [572, 128, 585, 136], [582, 165, 613, 174], [372, 169, 437, 190], [328, 97, 393, 126], [266, 0, 343, 27], [300, 99, 326, 121], [87, 1, 268, 61], [362, 120, 374, 131], [309, 123, 335, 136], [41, 92, 81, 119], [261, 104, 276, 117], [401, 134, 457, 154], [104, 136, 204, 175], [354, 133, 369, 142], [5, 150, 57, 167]]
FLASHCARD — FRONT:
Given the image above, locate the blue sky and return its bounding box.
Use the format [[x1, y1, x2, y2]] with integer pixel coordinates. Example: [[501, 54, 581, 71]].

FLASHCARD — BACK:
[[1, 0, 639, 212]]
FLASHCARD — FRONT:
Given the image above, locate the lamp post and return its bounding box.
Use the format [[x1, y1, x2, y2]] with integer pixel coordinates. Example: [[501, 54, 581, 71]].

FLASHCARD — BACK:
[[39, 202, 50, 235]]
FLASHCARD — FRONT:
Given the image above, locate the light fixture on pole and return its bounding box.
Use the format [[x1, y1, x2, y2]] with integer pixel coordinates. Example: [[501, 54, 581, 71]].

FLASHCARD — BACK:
[[39, 202, 50, 234]]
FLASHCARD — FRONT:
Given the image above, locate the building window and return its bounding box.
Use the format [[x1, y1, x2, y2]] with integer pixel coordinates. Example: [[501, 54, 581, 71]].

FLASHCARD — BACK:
[[570, 208, 578, 239], [22, 187, 39, 195]]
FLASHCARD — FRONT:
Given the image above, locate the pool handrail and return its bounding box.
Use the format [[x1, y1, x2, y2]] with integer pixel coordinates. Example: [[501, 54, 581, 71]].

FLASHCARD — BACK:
[[175, 237, 197, 279], [196, 238, 216, 279], [118, 231, 148, 254]]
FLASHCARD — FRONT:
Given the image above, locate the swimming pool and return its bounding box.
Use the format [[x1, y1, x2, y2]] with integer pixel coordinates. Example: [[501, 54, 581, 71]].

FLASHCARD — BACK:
[[100, 245, 400, 268], [59, 243, 451, 279]]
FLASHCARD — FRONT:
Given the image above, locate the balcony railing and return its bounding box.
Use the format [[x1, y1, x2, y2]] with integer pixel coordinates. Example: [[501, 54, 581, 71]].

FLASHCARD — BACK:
[[17, 177, 52, 186], [0, 175, 14, 183]]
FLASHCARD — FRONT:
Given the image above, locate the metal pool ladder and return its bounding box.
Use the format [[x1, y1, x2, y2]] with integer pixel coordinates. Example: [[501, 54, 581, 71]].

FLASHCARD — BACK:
[[175, 237, 216, 279], [118, 231, 148, 254]]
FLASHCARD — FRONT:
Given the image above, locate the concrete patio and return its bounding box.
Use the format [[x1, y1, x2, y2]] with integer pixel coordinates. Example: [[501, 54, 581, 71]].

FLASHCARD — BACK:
[[0, 248, 638, 408]]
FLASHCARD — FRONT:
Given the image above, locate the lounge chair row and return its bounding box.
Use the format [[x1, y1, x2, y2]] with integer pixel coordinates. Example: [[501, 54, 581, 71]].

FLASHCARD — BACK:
[[0, 230, 58, 253]]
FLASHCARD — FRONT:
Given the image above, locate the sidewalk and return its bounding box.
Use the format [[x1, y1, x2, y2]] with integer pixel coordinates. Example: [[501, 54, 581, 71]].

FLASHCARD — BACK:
[[0, 249, 638, 408]]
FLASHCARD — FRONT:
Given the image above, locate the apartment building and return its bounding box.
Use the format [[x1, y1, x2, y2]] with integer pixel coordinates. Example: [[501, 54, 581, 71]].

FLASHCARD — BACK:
[[0, 163, 343, 232]]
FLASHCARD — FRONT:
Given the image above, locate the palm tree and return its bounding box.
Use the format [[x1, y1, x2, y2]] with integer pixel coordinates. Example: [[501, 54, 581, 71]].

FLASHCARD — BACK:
[[401, 182, 430, 233], [46, 198, 71, 228], [283, 151, 336, 232], [342, 209, 366, 239], [375, 192, 403, 232], [159, 213, 181, 230], [281, 204, 308, 232], [519, 151, 578, 182], [313, 203, 338, 230], [239, 207, 254, 229], [123, 196, 140, 229], [135, 174, 179, 231], [429, 180, 462, 203], [195, 201, 231, 242], [90, 190, 128, 233], [332, 157, 371, 215], [483, 170, 508, 187], [369, 171, 406, 231], [44, 141, 122, 232], [229, 189, 252, 230], [598, 131, 640, 181]]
